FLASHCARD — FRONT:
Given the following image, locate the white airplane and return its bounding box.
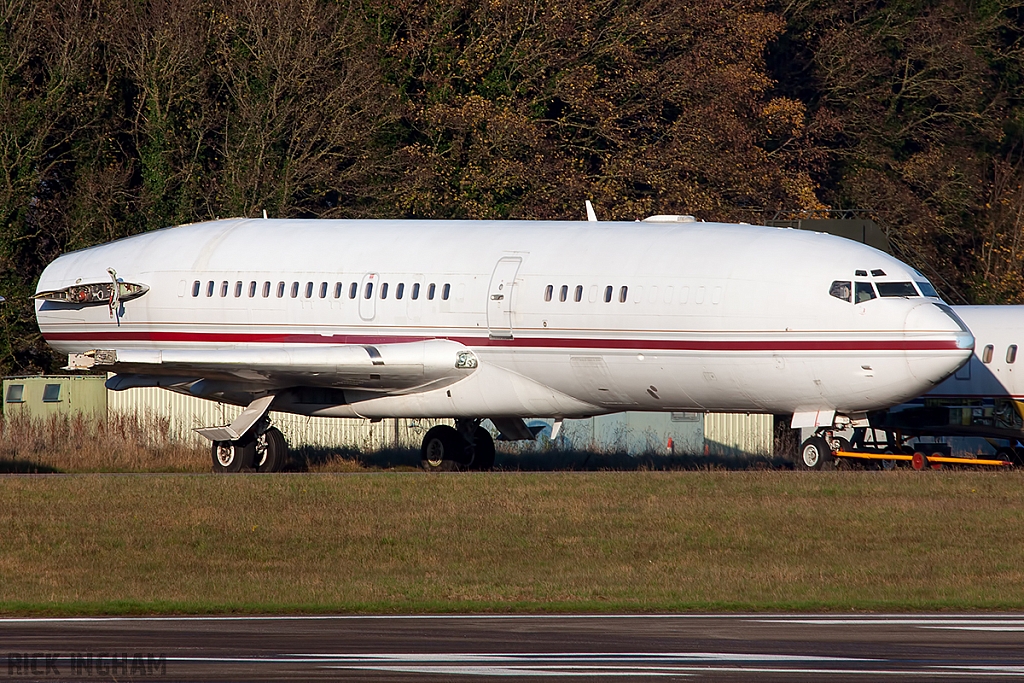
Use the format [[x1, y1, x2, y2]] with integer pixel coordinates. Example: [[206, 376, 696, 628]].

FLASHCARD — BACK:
[[830, 305, 1024, 468], [33, 214, 974, 472]]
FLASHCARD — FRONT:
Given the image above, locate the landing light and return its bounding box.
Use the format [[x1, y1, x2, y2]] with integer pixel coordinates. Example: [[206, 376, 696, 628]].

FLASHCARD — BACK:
[[35, 280, 148, 305]]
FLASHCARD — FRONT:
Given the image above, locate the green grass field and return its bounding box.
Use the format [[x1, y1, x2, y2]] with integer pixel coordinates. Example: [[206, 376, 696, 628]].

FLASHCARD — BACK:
[[1, 471, 1023, 614]]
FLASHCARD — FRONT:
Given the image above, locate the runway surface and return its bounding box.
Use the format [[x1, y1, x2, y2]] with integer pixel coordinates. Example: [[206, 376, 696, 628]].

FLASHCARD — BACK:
[[2, 613, 1024, 681]]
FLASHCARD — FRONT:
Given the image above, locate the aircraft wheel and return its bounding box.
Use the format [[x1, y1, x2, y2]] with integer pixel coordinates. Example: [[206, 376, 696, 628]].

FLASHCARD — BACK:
[[880, 449, 898, 470], [469, 426, 495, 471], [211, 438, 255, 473], [255, 427, 289, 473], [421, 425, 466, 472], [797, 436, 833, 471], [995, 446, 1019, 466]]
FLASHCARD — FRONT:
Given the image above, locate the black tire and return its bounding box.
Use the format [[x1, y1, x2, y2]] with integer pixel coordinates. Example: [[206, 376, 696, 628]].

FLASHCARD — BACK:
[[880, 449, 898, 471], [797, 436, 833, 471], [255, 427, 289, 473], [469, 426, 495, 471], [211, 437, 256, 473], [421, 425, 466, 472], [995, 446, 1018, 466]]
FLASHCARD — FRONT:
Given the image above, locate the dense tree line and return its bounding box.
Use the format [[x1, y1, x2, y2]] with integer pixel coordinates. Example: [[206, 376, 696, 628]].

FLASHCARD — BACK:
[[1, 0, 1023, 373]]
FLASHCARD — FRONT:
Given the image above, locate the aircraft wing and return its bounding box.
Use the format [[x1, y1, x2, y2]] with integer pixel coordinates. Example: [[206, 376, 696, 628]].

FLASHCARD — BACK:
[[73, 338, 478, 394]]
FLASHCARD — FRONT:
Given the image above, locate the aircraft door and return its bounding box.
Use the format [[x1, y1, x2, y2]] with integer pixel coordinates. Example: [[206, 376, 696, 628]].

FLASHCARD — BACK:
[[359, 272, 378, 321], [487, 257, 522, 339]]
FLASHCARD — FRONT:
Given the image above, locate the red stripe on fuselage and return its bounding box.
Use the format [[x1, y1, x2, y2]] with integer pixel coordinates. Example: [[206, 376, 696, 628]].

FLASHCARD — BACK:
[[41, 330, 966, 352]]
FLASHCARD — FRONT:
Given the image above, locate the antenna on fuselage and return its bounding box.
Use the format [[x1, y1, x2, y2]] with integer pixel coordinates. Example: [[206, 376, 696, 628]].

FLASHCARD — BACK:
[[262, 209, 268, 219], [585, 200, 598, 222]]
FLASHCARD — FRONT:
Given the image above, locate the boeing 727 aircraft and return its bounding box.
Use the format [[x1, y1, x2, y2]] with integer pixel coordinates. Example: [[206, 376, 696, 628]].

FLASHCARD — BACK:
[[34, 215, 974, 472]]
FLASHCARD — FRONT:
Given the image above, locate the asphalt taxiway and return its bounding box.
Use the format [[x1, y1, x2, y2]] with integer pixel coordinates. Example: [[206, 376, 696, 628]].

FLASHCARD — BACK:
[[2, 613, 1024, 681]]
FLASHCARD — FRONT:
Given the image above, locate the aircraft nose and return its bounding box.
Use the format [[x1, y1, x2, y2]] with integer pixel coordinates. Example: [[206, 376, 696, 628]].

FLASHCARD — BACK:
[[904, 303, 974, 383]]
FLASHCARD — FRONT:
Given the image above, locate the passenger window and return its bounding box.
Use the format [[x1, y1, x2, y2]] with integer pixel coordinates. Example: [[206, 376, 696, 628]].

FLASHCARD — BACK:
[[1008, 345, 1018, 364], [192, 281, 201, 297], [319, 282, 327, 299], [442, 283, 451, 300], [304, 282, 313, 298], [855, 282, 876, 304], [619, 286, 628, 303], [334, 282, 343, 299], [982, 345, 994, 363], [220, 281, 228, 297], [380, 283, 389, 299], [262, 281, 271, 298], [207, 281, 215, 297], [412, 283, 420, 300], [349, 282, 358, 299], [428, 283, 436, 300], [249, 281, 257, 297], [829, 280, 851, 302], [545, 285, 553, 302], [604, 286, 613, 303], [559, 285, 568, 302], [277, 282, 285, 298], [396, 283, 405, 300], [364, 282, 373, 299], [876, 282, 917, 297], [234, 281, 242, 297], [290, 282, 299, 298], [574, 285, 583, 302]]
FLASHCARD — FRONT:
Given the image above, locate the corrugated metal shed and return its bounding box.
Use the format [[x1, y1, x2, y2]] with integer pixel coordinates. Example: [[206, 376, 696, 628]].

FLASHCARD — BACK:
[[106, 384, 448, 449], [2, 375, 107, 418], [704, 412, 774, 457], [526, 411, 772, 457], [2, 375, 776, 458]]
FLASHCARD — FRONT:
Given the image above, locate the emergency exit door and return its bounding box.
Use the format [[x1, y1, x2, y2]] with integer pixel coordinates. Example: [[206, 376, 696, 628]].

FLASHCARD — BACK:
[[487, 257, 522, 339]]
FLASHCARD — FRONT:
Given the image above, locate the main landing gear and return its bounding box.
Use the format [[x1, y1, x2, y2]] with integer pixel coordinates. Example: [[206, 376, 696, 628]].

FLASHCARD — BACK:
[[421, 419, 495, 472], [211, 422, 290, 474]]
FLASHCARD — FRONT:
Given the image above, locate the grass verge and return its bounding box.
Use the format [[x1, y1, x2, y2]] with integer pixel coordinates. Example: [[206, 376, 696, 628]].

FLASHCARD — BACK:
[[1, 471, 1023, 614]]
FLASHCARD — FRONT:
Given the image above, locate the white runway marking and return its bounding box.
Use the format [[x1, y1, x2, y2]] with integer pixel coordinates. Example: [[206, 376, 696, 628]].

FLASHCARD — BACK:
[[139, 653, 1023, 678], [757, 618, 1024, 627]]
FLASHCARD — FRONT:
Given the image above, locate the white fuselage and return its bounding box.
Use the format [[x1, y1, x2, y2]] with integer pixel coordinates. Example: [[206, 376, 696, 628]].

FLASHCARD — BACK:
[[928, 306, 1024, 401], [35, 218, 973, 420]]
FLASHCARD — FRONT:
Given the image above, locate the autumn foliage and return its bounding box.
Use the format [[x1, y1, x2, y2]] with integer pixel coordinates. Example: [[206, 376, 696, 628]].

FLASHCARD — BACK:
[[1, 0, 1023, 372]]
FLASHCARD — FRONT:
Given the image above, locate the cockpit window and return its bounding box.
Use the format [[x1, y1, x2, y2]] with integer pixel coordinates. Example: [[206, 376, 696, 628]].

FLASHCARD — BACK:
[[876, 282, 918, 297], [829, 280, 851, 302], [916, 281, 939, 298], [855, 282, 876, 303]]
